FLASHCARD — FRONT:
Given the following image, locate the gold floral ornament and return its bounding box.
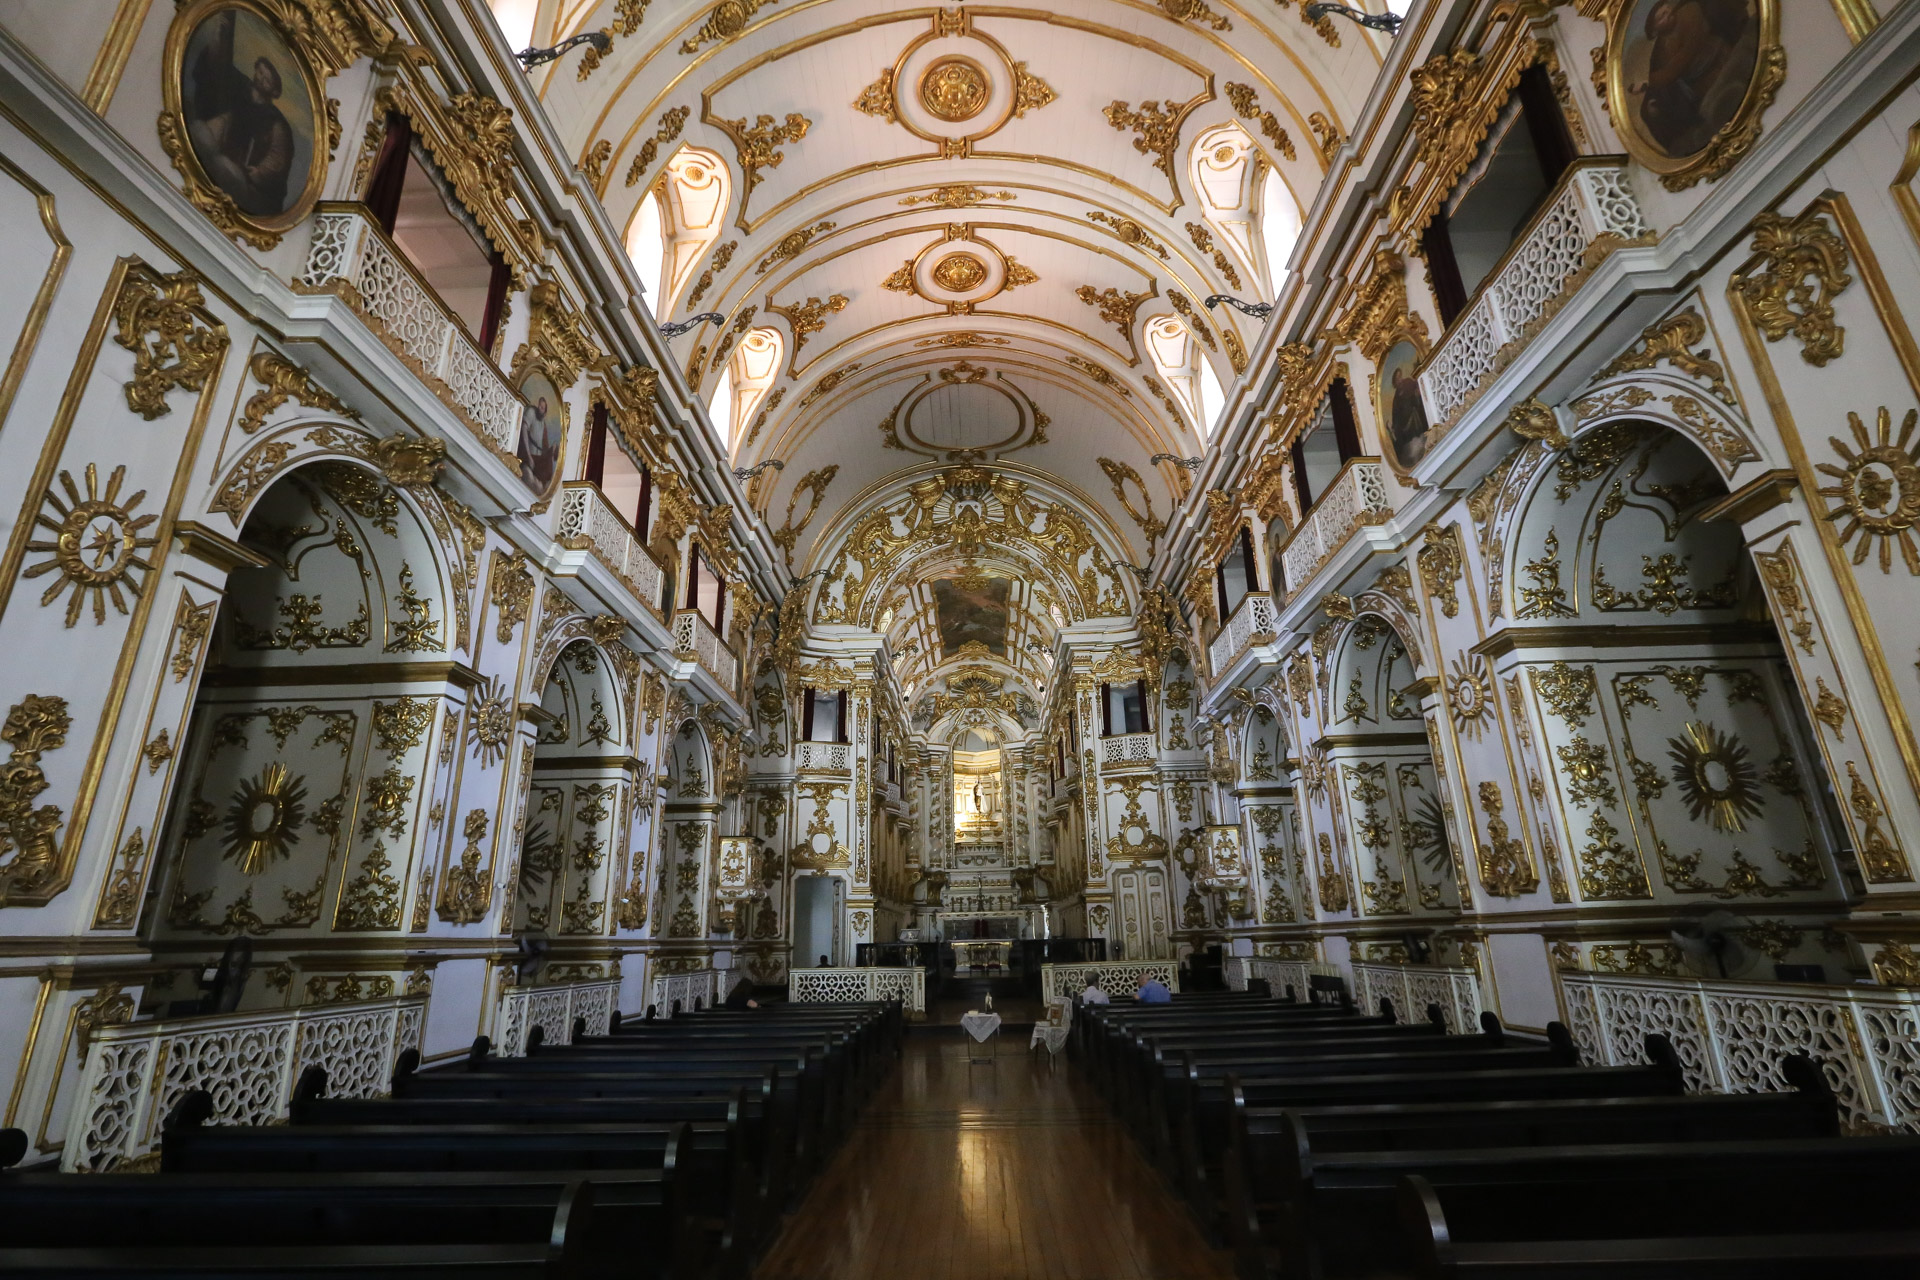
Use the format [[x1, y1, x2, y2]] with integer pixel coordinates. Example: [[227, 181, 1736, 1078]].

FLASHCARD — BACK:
[[1817, 407, 1920, 574], [25, 465, 160, 627], [1666, 721, 1762, 834], [223, 762, 308, 875], [0, 694, 73, 901], [1731, 207, 1850, 367], [931, 253, 989, 292], [112, 266, 228, 420]]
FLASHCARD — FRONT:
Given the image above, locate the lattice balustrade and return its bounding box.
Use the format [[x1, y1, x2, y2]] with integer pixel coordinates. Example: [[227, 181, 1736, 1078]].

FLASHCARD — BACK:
[[1208, 592, 1280, 673], [789, 967, 926, 1015], [557, 483, 666, 613], [647, 969, 718, 1018], [1039, 960, 1179, 1005], [1353, 962, 1484, 1033], [298, 205, 521, 456], [1099, 732, 1156, 767], [1247, 958, 1313, 1001], [672, 609, 739, 696], [1279, 460, 1390, 595], [1558, 972, 1920, 1132], [795, 741, 852, 772], [1418, 160, 1650, 426], [64, 996, 427, 1172], [495, 977, 622, 1053]]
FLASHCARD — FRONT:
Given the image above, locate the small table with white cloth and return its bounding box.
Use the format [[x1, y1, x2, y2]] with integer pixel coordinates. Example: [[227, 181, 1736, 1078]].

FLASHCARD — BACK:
[[960, 1009, 1001, 1064]]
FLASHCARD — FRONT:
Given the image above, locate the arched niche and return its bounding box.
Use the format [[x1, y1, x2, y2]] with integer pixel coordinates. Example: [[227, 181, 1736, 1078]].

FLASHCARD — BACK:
[[514, 638, 637, 939], [148, 459, 466, 986], [1320, 610, 1461, 922], [1490, 420, 1847, 917]]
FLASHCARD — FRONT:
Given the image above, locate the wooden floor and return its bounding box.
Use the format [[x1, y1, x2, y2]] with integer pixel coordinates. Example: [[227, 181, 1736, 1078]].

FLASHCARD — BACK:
[[753, 1034, 1236, 1280]]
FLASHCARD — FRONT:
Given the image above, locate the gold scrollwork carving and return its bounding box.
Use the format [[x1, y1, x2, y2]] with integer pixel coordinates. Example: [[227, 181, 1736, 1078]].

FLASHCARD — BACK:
[[1730, 207, 1851, 367], [113, 266, 228, 420], [239, 350, 356, 433]]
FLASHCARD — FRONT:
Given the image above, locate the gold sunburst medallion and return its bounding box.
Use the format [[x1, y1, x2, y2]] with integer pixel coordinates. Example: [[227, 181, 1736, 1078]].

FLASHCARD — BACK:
[[1666, 720, 1762, 833], [223, 762, 309, 875], [931, 252, 989, 293], [24, 464, 160, 627], [919, 57, 990, 122], [1817, 407, 1920, 573]]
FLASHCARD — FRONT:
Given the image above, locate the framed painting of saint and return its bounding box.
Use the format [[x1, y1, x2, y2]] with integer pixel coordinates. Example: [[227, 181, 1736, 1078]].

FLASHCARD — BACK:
[[163, 1, 328, 245], [515, 370, 566, 500], [1375, 338, 1432, 472], [1606, 0, 1782, 189]]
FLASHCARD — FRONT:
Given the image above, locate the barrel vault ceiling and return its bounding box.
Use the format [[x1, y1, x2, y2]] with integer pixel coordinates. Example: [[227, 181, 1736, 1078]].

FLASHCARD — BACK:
[[526, 0, 1385, 696]]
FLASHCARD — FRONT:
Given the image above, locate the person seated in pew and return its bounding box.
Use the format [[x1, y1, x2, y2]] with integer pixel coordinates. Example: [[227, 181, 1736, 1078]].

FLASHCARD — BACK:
[[724, 979, 761, 1010], [1137, 973, 1172, 1004], [1082, 977, 1111, 1006]]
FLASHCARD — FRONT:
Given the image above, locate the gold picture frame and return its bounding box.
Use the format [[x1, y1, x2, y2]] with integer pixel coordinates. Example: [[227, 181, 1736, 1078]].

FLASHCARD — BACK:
[[1605, 0, 1784, 192], [160, 0, 333, 249]]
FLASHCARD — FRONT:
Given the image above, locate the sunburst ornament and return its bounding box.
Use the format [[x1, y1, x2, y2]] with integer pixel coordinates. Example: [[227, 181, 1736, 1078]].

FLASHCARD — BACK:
[[222, 763, 308, 875], [24, 465, 160, 626], [1445, 653, 1493, 740], [1666, 720, 1762, 833], [1817, 407, 1920, 573]]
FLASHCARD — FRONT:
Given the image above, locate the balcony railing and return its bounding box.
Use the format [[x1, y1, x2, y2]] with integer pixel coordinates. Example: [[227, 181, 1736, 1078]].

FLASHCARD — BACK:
[[647, 968, 718, 1017], [494, 976, 619, 1056], [1560, 970, 1920, 1133], [64, 994, 426, 1171], [1353, 961, 1485, 1034], [1208, 590, 1280, 674], [556, 482, 666, 617], [672, 607, 738, 696], [1099, 731, 1156, 767], [298, 203, 522, 459], [794, 741, 852, 772], [1419, 160, 1651, 427], [790, 967, 927, 1017], [1279, 458, 1391, 594]]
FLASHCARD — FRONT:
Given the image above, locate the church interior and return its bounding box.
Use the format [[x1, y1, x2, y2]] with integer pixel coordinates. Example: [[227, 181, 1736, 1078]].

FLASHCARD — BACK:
[[2, 0, 1920, 1273]]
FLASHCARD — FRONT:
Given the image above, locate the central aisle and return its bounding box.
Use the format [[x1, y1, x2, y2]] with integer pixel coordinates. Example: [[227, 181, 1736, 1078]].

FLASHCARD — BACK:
[[754, 1033, 1236, 1280]]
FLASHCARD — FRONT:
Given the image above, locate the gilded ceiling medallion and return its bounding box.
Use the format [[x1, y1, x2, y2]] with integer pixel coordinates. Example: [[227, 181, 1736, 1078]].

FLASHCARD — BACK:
[[931, 252, 989, 293], [919, 57, 990, 122]]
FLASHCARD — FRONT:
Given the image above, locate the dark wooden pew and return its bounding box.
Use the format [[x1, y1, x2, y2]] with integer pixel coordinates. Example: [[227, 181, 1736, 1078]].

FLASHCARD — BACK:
[[0, 1170, 604, 1278], [1392, 1133, 1920, 1280]]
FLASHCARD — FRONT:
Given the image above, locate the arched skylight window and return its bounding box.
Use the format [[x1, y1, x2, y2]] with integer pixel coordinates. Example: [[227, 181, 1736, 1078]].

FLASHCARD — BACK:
[[1260, 166, 1303, 295], [1189, 124, 1260, 290], [624, 146, 729, 317], [1145, 315, 1226, 439], [487, 0, 537, 55], [624, 189, 666, 302], [709, 327, 782, 448]]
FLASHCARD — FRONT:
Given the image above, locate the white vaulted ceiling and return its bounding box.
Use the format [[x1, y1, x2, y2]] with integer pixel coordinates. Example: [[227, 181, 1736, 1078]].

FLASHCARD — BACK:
[[519, 0, 1384, 646]]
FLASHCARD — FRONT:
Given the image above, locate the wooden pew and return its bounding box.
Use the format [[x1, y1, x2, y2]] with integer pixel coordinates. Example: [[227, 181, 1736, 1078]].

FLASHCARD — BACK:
[[0, 1171, 604, 1278], [1392, 1133, 1920, 1280], [1222, 1048, 1840, 1280]]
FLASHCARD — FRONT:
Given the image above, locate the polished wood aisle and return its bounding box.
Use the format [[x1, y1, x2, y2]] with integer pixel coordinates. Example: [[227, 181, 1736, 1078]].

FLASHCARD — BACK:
[[754, 1035, 1236, 1280]]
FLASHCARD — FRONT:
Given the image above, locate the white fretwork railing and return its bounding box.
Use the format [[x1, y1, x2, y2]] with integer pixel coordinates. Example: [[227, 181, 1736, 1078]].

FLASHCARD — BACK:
[[794, 741, 852, 773], [789, 967, 927, 1016], [1245, 956, 1315, 1000], [1040, 960, 1179, 1005], [672, 608, 739, 697], [297, 204, 521, 457], [648, 968, 719, 1017], [1419, 161, 1651, 427], [1099, 731, 1157, 767], [1559, 971, 1920, 1134], [63, 995, 426, 1172], [1208, 591, 1280, 675], [1353, 961, 1485, 1033], [494, 977, 620, 1056], [556, 483, 666, 617], [1279, 459, 1391, 595]]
